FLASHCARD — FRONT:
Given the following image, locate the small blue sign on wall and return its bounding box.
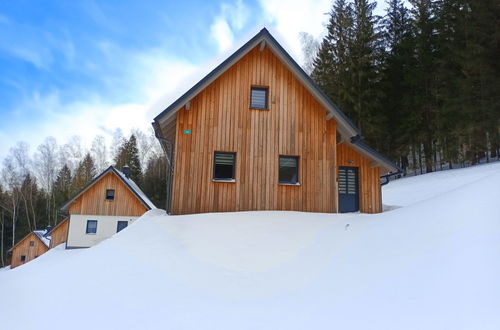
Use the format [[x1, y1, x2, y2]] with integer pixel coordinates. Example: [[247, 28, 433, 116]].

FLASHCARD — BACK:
[[184, 129, 191, 135]]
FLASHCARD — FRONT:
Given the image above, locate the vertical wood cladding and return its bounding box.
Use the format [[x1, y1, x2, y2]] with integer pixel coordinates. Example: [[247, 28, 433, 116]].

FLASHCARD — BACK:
[[10, 233, 49, 269], [171, 46, 338, 214], [49, 218, 69, 249], [336, 143, 382, 213], [68, 172, 147, 216]]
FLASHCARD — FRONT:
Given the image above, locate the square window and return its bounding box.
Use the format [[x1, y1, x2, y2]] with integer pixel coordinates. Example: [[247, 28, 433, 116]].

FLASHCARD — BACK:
[[20, 255, 26, 262], [29, 241, 34, 246], [250, 87, 268, 109], [86, 220, 98, 234], [116, 221, 128, 233], [106, 189, 115, 200], [279, 156, 299, 184], [213, 152, 236, 181]]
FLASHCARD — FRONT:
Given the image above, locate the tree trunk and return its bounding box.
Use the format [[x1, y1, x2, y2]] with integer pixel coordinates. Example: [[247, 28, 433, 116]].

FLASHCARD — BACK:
[[423, 138, 433, 173], [0, 210, 4, 267], [11, 197, 16, 248]]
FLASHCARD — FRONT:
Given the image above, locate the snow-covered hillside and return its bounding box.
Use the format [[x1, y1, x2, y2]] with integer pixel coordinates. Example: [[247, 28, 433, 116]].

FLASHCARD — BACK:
[[1, 162, 499, 330]]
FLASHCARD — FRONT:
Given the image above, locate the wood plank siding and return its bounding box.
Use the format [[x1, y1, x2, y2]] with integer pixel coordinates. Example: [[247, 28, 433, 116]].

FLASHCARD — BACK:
[[49, 218, 69, 249], [170, 46, 338, 214], [68, 172, 148, 216], [337, 143, 382, 213], [10, 233, 49, 269]]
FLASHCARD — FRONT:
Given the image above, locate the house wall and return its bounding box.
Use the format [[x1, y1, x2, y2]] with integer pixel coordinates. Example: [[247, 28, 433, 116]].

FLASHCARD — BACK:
[[171, 46, 338, 214], [66, 214, 138, 248], [69, 172, 148, 217], [337, 143, 382, 213], [10, 233, 49, 269], [49, 218, 69, 249]]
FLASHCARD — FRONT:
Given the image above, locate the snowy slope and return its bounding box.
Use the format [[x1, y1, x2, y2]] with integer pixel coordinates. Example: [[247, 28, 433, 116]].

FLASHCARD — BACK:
[[1, 163, 499, 330]]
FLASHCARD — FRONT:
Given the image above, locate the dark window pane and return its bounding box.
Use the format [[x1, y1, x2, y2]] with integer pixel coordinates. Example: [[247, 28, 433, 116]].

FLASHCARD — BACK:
[[106, 189, 115, 200], [117, 221, 128, 233], [29, 241, 34, 246], [214, 152, 235, 180], [20, 255, 26, 262], [86, 220, 98, 234], [279, 156, 299, 184], [250, 87, 268, 109]]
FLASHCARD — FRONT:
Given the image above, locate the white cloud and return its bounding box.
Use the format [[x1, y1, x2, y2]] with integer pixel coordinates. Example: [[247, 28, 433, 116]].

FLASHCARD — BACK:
[[258, 0, 331, 64], [0, 52, 198, 161], [210, 0, 250, 52], [211, 18, 234, 52]]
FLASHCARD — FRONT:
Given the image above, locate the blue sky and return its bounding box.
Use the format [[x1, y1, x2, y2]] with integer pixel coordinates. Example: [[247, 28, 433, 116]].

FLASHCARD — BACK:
[[0, 0, 387, 161]]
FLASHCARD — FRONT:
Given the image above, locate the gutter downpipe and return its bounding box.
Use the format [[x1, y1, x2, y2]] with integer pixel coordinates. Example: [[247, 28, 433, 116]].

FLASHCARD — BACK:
[[153, 123, 174, 215], [380, 170, 403, 186]]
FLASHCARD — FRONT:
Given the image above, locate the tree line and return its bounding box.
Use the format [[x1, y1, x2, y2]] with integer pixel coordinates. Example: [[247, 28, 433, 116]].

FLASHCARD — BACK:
[[0, 128, 167, 266], [309, 0, 499, 173]]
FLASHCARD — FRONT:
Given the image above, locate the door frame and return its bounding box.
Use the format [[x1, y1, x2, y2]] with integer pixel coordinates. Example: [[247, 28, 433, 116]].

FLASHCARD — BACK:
[[338, 166, 360, 213]]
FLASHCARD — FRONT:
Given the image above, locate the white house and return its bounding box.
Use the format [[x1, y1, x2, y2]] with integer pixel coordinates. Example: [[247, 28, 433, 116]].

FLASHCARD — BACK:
[[60, 166, 156, 248]]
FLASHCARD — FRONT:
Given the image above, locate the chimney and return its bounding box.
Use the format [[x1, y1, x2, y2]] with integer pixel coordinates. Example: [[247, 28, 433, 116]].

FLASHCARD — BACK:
[[123, 165, 130, 178]]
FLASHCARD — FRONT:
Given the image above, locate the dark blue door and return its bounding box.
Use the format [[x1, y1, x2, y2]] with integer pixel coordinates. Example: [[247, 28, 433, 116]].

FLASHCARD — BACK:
[[338, 166, 359, 213]]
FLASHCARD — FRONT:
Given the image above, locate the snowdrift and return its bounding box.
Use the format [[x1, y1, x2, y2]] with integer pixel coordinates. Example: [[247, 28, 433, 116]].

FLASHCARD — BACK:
[[1, 162, 499, 330]]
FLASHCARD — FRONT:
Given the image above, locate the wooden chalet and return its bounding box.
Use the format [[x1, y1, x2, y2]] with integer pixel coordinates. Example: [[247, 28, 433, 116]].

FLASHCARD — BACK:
[[60, 166, 156, 248], [153, 28, 400, 215], [10, 229, 50, 269]]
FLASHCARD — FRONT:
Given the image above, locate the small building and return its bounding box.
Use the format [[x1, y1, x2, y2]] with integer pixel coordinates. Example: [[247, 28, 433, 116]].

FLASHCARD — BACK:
[[48, 217, 69, 249], [10, 229, 50, 269], [60, 166, 156, 249], [153, 28, 400, 215]]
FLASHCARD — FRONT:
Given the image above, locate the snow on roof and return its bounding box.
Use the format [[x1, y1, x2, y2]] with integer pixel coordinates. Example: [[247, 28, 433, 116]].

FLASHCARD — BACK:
[[113, 167, 157, 210], [33, 229, 50, 248]]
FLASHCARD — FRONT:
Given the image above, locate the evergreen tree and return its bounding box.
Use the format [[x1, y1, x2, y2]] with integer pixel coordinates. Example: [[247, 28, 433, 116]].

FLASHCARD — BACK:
[[54, 164, 72, 219], [114, 135, 142, 183], [141, 156, 166, 209], [408, 0, 440, 172], [348, 0, 384, 143], [312, 0, 354, 107], [72, 153, 96, 193], [380, 0, 415, 169]]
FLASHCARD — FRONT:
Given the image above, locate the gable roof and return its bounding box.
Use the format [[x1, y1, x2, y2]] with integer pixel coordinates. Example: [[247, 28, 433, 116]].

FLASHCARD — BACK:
[[33, 230, 51, 248], [60, 166, 156, 212], [153, 28, 400, 174], [9, 229, 50, 253]]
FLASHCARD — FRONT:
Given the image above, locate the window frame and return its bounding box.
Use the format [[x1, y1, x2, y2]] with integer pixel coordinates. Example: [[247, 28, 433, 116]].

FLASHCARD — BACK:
[[29, 241, 34, 246], [278, 155, 300, 185], [20, 255, 26, 262], [106, 189, 115, 201], [249, 86, 269, 110], [86, 220, 98, 235], [213, 151, 236, 182]]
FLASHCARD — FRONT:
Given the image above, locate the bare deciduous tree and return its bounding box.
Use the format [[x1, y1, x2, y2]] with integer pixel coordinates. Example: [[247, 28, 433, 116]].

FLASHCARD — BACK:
[[91, 135, 109, 172], [59, 135, 83, 173], [299, 32, 320, 75], [34, 137, 59, 225], [1, 157, 22, 247]]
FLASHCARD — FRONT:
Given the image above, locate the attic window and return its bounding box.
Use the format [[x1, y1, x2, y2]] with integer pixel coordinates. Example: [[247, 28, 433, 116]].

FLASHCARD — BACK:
[[106, 189, 115, 201], [29, 241, 34, 246], [250, 87, 268, 109]]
